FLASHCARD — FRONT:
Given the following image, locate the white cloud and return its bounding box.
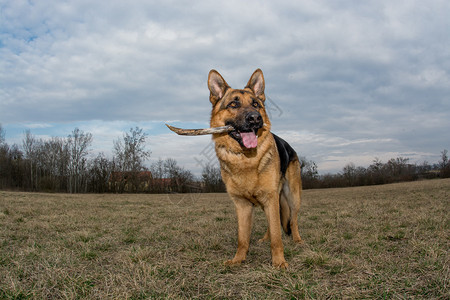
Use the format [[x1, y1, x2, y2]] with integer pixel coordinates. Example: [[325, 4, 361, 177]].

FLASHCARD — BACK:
[[23, 123, 53, 129]]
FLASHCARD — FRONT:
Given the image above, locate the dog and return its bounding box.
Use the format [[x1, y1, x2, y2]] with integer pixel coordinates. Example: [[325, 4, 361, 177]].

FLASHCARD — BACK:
[[208, 69, 302, 268]]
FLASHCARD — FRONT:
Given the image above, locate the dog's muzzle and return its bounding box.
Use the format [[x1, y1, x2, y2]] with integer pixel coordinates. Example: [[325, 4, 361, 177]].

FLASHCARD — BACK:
[[226, 111, 264, 149]]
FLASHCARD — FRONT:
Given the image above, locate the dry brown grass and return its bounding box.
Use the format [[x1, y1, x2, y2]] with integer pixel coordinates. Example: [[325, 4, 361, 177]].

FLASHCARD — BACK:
[[1, 179, 449, 299]]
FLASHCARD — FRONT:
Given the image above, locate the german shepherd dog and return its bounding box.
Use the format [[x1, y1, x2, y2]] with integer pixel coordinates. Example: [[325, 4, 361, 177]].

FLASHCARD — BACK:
[[208, 69, 302, 268]]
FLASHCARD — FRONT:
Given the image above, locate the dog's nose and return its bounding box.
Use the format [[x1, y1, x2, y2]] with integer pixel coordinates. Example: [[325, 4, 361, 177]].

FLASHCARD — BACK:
[[246, 111, 262, 125]]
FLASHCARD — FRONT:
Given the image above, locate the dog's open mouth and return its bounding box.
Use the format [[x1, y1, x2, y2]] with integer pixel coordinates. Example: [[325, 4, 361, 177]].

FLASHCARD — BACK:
[[166, 123, 262, 149], [229, 129, 258, 149]]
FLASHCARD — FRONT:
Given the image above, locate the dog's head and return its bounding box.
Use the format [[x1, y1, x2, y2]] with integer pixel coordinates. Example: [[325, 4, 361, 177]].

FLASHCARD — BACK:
[[208, 69, 271, 150]]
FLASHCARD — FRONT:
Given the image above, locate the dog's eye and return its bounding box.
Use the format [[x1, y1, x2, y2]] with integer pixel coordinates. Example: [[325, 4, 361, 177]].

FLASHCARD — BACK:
[[228, 100, 240, 109], [252, 100, 261, 108]]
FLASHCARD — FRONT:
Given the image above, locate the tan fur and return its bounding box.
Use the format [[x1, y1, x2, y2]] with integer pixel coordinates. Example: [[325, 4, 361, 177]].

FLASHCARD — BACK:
[[208, 69, 302, 268]]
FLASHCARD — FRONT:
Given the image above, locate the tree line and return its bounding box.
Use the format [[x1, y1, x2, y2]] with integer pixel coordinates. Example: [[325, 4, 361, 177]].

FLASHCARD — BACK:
[[0, 124, 448, 193], [0, 125, 223, 193], [300, 151, 450, 189]]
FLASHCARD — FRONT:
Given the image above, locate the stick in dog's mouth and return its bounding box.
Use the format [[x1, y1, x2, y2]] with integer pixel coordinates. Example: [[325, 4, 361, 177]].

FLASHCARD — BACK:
[[165, 124, 234, 136]]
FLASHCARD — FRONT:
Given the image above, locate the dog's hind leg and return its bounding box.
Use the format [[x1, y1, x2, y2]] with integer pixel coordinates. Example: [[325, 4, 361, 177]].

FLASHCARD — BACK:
[[258, 227, 270, 243]]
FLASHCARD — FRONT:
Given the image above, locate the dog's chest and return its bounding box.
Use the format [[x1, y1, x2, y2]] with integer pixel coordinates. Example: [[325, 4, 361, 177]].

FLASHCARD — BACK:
[[216, 145, 275, 174]]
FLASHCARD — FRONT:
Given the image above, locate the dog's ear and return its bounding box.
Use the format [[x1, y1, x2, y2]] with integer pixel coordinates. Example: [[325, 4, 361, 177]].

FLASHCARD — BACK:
[[246, 69, 265, 100], [208, 70, 229, 106]]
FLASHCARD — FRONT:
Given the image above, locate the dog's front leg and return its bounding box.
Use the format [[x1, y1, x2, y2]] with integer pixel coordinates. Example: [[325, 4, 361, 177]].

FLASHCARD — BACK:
[[262, 193, 288, 268], [225, 195, 254, 266]]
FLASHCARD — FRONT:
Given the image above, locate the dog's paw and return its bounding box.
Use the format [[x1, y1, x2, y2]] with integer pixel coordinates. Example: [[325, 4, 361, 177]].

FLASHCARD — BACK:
[[258, 236, 270, 243], [224, 258, 243, 267], [272, 259, 288, 269], [293, 236, 303, 244], [258, 230, 270, 243]]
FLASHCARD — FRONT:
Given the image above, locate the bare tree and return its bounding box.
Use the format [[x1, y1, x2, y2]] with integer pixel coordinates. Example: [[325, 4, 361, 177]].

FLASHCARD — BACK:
[[299, 156, 319, 189], [343, 163, 357, 187], [150, 158, 165, 178], [40, 137, 69, 191], [385, 157, 411, 181], [163, 158, 196, 193], [114, 127, 150, 172], [202, 164, 225, 192], [67, 128, 93, 193], [113, 127, 151, 192], [149, 158, 166, 193], [439, 149, 448, 169], [439, 149, 450, 178], [22, 130, 38, 190], [88, 153, 113, 193], [164, 158, 179, 179], [0, 124, 9, 188], [368, 157, 385, 184], [0, 124, 5, 145]]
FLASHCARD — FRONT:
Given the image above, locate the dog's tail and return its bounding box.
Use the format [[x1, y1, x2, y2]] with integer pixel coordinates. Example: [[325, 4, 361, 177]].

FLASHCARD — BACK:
[[279, 192, 292, 235]]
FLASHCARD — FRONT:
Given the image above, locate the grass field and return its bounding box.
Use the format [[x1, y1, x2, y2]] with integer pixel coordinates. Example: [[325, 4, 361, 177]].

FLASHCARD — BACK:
[[1, 179, 449, 299]]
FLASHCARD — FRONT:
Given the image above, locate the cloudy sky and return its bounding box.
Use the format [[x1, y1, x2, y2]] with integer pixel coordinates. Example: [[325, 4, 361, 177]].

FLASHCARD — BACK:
[[1, 0, 449, 175]]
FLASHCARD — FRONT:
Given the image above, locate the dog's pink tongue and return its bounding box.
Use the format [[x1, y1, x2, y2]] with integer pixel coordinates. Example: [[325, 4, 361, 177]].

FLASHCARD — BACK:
[[241, 132, 258, 148]]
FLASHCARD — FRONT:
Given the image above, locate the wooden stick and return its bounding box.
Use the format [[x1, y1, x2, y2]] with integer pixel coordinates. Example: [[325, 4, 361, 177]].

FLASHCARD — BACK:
[[165, 124, 234, 136]]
